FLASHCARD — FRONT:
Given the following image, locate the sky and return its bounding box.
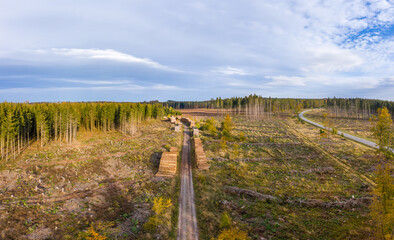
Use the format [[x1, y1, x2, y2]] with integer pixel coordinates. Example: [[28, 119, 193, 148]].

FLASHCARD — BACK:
[[0, 0, 393, 102]]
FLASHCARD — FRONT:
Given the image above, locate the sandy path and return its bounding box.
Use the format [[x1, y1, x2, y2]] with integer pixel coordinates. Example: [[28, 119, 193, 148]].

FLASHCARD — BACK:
[[177, 126, 199, 240]]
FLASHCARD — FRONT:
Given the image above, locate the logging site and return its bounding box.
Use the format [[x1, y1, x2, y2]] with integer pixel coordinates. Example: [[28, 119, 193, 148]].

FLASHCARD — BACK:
[[0, 97, 393, 240], [1, 0, 394, 239]]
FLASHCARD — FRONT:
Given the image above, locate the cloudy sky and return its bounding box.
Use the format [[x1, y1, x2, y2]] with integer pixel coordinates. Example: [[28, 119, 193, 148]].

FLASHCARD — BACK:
[[0, 0, 393, 102]]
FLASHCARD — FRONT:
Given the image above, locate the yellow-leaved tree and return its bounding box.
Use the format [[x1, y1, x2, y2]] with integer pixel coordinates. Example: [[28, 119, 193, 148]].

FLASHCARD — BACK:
[[370, 165, 394, 240], [221, 114, 234, 139], [144, 197, 172, 231], [212, 212, 249, 240], [370, 107, 394, 239], [371, 107, 393, 159]]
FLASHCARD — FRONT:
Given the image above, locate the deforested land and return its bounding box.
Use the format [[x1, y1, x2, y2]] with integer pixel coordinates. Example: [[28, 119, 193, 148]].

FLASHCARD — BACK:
[[0, 96, 393, 240]]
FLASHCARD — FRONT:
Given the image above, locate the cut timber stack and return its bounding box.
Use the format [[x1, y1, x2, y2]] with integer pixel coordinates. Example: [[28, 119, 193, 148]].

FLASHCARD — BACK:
[[181, 117, 194, 127], [194, 138, 209, 170], [193, 128, 199, 137], [156, 147, 178, 177], [170, 117, 176, 124]]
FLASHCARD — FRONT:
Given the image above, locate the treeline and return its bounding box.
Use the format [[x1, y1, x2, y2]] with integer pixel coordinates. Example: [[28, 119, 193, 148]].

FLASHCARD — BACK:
[[164, 95, 325, 119], [326, 97, 394, 120], [0, 102, 179, 161], [164, 95, 394, 119]]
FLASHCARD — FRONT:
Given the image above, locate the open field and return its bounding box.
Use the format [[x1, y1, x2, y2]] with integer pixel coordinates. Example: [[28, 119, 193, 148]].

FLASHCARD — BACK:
[[0, 120, 181, 239], [192, 112, 383, 239]]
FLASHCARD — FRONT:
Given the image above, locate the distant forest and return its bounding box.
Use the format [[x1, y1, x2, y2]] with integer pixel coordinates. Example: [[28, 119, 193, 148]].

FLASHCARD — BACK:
[[0, 102, 179, 161], [164, 95, 394, 119]]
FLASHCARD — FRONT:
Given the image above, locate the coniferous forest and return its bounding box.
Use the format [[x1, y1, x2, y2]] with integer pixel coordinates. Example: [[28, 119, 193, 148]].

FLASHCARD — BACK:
[[165, 95, 394, 119], [0, 102, 179, 161]]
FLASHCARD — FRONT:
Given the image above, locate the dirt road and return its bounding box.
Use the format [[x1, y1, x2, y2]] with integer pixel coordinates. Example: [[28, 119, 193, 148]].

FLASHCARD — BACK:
[[177, 126, 199, 240]]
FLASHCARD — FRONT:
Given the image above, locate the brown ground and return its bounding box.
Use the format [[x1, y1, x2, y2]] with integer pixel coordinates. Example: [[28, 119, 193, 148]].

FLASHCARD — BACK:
[[0, 120, 181, 239]]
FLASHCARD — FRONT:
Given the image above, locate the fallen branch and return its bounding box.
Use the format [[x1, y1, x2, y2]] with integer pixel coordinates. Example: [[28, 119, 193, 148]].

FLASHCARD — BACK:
[[224, 186, 372, 209], [224, 186, 278, 202]]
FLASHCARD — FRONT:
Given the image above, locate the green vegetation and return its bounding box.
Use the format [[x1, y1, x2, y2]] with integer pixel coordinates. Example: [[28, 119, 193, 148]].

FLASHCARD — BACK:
[[0, 118, 181, 239], [369, 107, 394, 239], [143, 197, 173, 232], [201, 117, 218, 137], [194, 113, 382, 239], [221, 114, 234, 139], [0, 102, 179, 161], [167, 96, 394, 121], [370, 165, 394, 240], [371, 107, 393, 159], [2, 99, 393, 239]]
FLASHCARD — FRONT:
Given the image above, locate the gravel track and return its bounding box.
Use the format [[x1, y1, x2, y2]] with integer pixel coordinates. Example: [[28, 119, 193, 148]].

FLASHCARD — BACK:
[[177, 126, 198, 240]]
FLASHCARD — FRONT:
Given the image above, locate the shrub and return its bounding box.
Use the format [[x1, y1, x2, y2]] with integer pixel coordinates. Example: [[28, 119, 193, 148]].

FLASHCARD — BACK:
[[198, 174, 207, 185], [217, 227, 249, 240], [239, 132, 246, 142], [78, 222, 112, 240], [202, 118, 218, 137], [219, 211, 232, 229], [163, 144, 171, 151], [143, 197, 172, 231], [220, 137, 227, 149], [233, 144, 239, 157], [221, 114, 234, 138]]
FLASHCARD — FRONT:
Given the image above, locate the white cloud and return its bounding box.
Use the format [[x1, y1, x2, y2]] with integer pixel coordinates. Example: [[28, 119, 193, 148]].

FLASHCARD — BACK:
[[266, 74, 387, 89], [0, 48, 179, 71], [0, 84, 182, 93], [0, 0, 393, 101], [266, 75, 308, 86], [44, 78, 133, 85], [303, 46, 364, 72], [51, 48, 166, 69], [211, 67, 250, 75]]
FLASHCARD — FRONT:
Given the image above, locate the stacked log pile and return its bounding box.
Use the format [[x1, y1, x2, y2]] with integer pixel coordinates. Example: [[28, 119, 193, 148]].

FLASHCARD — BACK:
[[193, 128, 199, 137], [169, 116, 176, 124], [194, 138, 209, 170], [156, 147, 178, 177], [181, 117, 195, 127]]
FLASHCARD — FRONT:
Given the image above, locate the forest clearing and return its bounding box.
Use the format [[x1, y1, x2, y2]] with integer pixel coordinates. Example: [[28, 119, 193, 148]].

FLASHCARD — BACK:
[[0, 97, 392, 239]]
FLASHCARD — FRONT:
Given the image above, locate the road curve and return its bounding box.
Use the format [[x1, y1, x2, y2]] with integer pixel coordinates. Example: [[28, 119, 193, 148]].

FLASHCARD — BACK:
[[177, 126, 199, 240], [299, 109, 394, 154]]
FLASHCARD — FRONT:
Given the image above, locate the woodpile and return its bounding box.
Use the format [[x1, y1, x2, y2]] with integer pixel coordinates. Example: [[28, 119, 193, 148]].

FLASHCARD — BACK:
[[192, 128, 199, 137], [181, 117, 195, 127], [194, 138, 209, 170], [156, 148, 178, 177], [169, 116, 176, 124]]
